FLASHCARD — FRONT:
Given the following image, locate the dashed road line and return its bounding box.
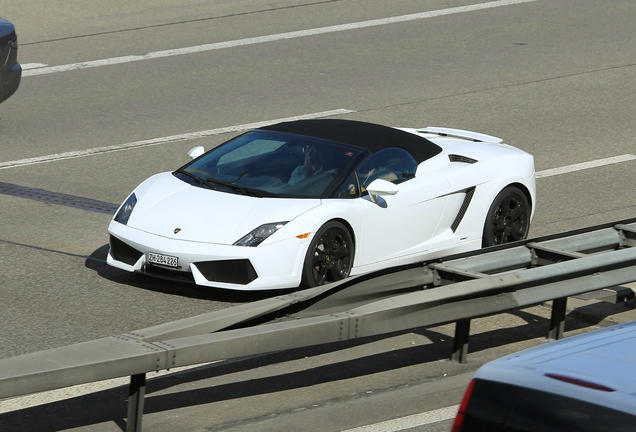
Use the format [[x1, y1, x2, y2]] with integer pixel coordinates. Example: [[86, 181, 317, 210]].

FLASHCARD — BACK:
[[21, 63, 48, 70], [340, 405, 459, 431], [535, 154, 636, 178]]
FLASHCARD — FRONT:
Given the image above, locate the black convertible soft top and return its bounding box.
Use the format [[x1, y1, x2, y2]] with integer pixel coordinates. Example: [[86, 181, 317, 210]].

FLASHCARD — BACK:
[[259, 119, 442, 163]]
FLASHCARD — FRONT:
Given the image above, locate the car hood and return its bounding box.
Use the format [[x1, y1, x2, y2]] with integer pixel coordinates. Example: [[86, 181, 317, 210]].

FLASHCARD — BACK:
[[126, 172, 321, 244]]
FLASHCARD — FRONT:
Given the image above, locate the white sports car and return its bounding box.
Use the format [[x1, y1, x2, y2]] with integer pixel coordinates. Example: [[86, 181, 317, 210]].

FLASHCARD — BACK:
[[107, 119, 535, 290]]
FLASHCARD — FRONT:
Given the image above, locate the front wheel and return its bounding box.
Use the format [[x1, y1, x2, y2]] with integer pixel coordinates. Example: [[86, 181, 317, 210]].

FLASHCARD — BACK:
[[301, 221, 353, 288], [482, 186, 530, 247]]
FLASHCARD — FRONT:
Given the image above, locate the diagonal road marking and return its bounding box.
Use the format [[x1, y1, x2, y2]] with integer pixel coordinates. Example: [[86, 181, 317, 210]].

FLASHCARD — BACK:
[[0, 109, 354, 170], [23, 0, 537, 77], [535, 154, 636, 178]]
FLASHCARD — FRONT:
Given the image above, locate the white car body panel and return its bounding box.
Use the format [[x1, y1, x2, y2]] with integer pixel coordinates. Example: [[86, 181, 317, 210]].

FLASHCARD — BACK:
[[125, 173, 321, 245], [354, 177, 451, 265], [108, 121, 536, 291]]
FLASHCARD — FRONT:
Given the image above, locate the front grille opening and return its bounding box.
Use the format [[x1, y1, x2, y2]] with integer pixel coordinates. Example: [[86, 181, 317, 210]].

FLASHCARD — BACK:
[[143, 265, 195, 283], [109, 235, 143, 266], [194, 259, 258, 285]]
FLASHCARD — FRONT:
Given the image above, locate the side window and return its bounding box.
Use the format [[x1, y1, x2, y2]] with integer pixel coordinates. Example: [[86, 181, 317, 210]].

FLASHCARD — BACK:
[[337, 172, 359, 198], [355, 148, 417, 189]]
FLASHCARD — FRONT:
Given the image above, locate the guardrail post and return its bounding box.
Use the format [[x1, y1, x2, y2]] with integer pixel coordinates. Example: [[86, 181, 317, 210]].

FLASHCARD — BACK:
[[126, 373, 146, 432], [548, 297, 567, 340], [451, 319, 471, 364]]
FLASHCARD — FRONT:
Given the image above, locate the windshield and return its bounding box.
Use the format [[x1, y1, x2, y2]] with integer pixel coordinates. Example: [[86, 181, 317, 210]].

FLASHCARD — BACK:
[[176, 130, 365, 198]]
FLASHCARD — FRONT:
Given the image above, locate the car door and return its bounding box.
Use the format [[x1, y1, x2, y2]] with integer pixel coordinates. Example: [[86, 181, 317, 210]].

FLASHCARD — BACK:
[[348, 148, 452, 267]]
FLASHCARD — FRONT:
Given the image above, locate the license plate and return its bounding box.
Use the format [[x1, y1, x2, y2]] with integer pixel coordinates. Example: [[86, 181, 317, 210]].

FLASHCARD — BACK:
[[148, 252, 178, 268]]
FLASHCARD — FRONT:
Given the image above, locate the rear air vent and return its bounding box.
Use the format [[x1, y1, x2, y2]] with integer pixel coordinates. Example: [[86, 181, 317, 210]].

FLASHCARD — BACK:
[[449, 154, 478, 164]]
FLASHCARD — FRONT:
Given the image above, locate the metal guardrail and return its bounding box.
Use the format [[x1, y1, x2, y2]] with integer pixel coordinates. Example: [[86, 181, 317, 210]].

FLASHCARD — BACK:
[[2, 218, 636, 431]]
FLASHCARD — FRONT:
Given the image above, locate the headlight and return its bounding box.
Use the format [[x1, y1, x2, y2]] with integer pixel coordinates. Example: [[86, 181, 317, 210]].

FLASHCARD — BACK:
[[234, 222, 287, 247], [114, 193, 137, 225]]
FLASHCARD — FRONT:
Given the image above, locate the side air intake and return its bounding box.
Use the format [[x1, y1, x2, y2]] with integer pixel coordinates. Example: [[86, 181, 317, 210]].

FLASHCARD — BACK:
[[449, 154, 478, 164], [451, 187, 476, 232]]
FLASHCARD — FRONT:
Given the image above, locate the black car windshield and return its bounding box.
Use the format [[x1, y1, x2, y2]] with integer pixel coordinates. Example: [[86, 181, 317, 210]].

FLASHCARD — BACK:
[[176, 130, 365, 198]]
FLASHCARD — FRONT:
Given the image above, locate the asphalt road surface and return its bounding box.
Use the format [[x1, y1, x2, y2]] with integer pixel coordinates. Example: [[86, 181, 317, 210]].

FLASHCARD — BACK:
[[0, 0, 634, 430]]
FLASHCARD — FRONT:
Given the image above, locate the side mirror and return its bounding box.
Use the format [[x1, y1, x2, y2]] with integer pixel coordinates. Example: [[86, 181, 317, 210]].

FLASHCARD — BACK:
[[366, 179, 398, 203], [187, 146, 205, 159]]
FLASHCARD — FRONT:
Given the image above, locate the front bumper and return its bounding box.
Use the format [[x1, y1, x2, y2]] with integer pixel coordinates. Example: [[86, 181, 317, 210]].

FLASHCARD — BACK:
[[107, 221, 307, 290]]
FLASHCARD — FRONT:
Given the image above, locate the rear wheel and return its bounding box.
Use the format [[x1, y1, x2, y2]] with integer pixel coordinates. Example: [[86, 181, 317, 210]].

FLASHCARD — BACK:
[[301, 221, 353, 288], [482, 186, 530, 247]]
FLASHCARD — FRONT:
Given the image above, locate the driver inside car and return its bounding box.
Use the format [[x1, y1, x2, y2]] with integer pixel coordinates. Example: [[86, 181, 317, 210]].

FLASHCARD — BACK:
[[288, 145, 323, 185]]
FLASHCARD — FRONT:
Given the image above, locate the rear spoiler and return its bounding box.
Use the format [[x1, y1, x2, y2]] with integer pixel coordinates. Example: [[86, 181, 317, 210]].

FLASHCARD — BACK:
[[417, 127, 503, 144]]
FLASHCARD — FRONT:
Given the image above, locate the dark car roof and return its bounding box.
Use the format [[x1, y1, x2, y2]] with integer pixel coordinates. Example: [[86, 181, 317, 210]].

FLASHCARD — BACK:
[[259, 119, 442, 163]]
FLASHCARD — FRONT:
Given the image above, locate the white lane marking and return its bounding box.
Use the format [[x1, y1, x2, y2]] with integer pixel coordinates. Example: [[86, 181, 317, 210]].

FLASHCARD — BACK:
[[536, 154, 636, 178], [340, 405, 459, 432], [23, 0, 536, 77], [21, 63, 48, 70], [0, 109, 354, 170]]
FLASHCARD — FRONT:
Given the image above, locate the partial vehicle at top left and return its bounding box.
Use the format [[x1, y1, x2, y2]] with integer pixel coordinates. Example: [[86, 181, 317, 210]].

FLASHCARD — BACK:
[[0, 17, 21, 104]]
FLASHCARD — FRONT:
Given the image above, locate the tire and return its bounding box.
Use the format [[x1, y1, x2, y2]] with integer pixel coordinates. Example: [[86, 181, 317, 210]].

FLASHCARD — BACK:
[[482, 186, 530, 247], [301, 221, 354, 288]]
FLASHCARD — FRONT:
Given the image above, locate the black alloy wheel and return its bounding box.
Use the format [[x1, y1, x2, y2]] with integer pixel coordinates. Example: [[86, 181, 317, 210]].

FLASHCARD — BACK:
[[301, 221, 353, 288], [482, 186, 530, 247]]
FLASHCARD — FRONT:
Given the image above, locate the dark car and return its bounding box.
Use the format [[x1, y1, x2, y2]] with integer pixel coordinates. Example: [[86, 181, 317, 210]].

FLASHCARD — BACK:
[[0, 17, 21, 103]]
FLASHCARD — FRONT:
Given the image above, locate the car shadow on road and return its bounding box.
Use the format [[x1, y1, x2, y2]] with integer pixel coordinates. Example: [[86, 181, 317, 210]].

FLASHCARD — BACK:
[[84, 244, 294, 303]]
